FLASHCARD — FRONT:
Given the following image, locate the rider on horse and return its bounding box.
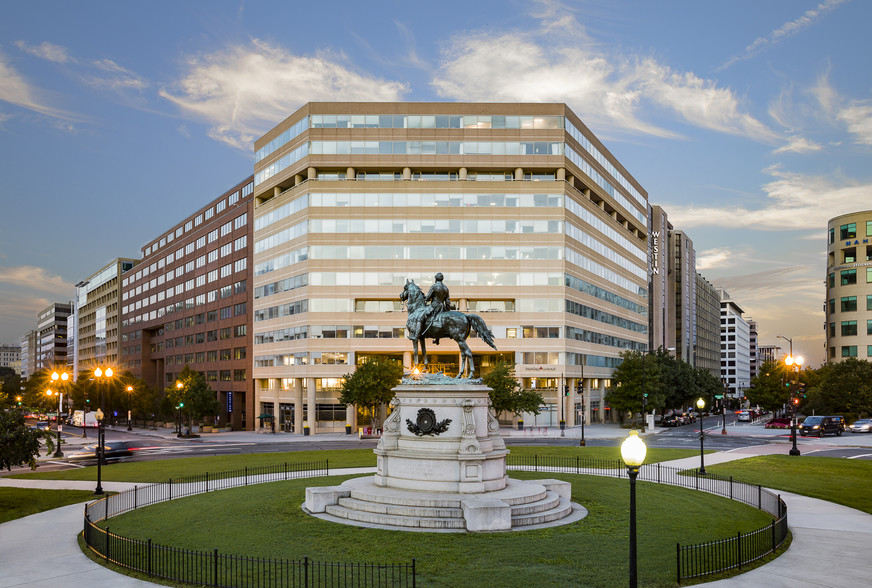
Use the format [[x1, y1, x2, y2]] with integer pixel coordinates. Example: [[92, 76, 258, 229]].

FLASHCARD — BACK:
[[409, 273, 451, 344]]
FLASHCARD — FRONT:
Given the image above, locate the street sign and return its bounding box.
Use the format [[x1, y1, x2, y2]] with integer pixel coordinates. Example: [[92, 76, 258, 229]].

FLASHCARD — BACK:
[[715, 395, 723, 399]]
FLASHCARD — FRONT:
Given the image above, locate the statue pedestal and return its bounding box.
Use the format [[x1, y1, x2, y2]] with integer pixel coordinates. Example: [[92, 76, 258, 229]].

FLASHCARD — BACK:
[[304, 380, 581, 532], [373, 384, 507, 493]]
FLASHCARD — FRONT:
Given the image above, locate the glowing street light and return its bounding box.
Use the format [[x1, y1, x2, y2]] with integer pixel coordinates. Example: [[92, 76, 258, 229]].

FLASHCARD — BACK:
[[621, 430, 647, 588], [696, 397, 707, 475]]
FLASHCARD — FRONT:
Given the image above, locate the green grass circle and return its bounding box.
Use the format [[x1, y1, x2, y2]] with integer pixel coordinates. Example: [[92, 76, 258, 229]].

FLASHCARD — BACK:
[[98, 471, 775, 587]]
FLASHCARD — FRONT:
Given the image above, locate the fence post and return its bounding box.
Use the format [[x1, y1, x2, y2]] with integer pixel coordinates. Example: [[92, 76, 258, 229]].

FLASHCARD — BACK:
[[326, 458, 329, 477], [304, 556, 309, 588], [284, 462, 288, 480], [771, 520, 776, 554], [134, 485, 138, 510], [105, 527, 110, 561], [758, 485, 762, 509], [147, 538, 152, 576], [413, 558, 417, 588], [206, 472, 209, 493], [169, 478, 172, 501], [657, 462, 661, 484], [245, 466, 248, 486], [535, 454, 538, 472], [576, 456, 579, 474], [213, 548, 219, 587], [676, 543, 681, 585], [737, 531, 742, 569], [729, 476, 733, 500], [104, 497, 108, 521]]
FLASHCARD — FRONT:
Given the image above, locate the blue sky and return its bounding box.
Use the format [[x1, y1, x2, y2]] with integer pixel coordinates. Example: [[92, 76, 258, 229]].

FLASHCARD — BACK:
[[1, 0, 869, 366]]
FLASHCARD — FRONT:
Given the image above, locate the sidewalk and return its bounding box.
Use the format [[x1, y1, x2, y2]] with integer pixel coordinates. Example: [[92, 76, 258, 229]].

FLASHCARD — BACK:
[[6, 444, 871, 587]]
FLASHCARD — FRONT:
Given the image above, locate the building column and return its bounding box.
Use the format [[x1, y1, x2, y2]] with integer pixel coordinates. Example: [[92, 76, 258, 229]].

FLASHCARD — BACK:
[[514, 167, 524, 181], [459, 167, 467, 180], [294, 378, 304, 434], [403, 167, 411, 180], [307, 377, 317, 434], [403, 351, 412, 371], [272, 400, 280, 433], [307, 167, 317, 180], [346, 405, 356, 431], [346, 167, 355, 179]]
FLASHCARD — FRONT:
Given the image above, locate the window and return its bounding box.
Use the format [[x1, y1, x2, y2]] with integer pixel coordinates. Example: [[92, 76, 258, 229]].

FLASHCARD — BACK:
[[828, 227, 835, 244], [234, 213, 247, 230], [840, 223, 856, 240], [234, 258, 247, 273], [234, 347, 246, 359], [841, 269, 857, 285], [216, 199, 226, 213], [220, 243, 232, 257], [234, 324, 246, 337], [828, 299, 835, 314], [829, 322, 835, 337], [233, 369, 246, 381], [220, 348, 231, 361], [221, 221, 232, 237], [841, 297, 857, 312], [868, 319, 872, 336], [208, 229, 219, 243], [868, 221, 872, 237], [220, 327, 232, 339], [841, 321, 857, 336], [220, 306, 232, 319], [868, 267, 872, 283], [843, 247, 857, 263], [842, 346, 858, 358], [234, 302, 246, 316], [828, 273, 835, 288], [868, 295, 872, 311]]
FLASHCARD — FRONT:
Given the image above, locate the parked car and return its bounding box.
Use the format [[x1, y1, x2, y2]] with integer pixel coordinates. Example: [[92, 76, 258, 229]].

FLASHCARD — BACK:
[[798, 415, 843, 437], [737, 410, 752, 422], [849, 419, 872, 433], [765, 417, 791, 429]]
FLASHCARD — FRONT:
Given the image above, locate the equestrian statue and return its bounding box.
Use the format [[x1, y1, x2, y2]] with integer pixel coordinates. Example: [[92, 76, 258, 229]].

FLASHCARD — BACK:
[[400, 273, 497, 378]]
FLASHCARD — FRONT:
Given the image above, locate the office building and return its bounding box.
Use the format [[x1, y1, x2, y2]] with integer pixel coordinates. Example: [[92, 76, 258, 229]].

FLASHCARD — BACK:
[[747, 319, 758, 381], [35, 302, 72, 372], [648, 206, 673, 353], [251, 102, 649, 433], [694, 274, 721, 378], [826, 210, 872, 363], [120, 177, 254, 430], [0, 344, 21, 375], [671, 230, 696, 365], [74, 258, 137, 375], [718, 289, 751, 399]]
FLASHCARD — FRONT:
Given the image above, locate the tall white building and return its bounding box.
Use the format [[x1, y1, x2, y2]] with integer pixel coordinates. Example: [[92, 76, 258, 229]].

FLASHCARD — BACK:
[[718, 289, 751, 400]]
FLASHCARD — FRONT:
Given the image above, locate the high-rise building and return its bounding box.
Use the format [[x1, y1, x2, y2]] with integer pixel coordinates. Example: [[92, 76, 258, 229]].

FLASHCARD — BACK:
[[648, 206, 673, 353], [826, 210, 872, 363], [121, 177, 254, 430], [718, 289, 751, 399], [694, 274, 720, 378], [671, 230, 696, 365], [19, 330, 37, 380], [0, 344, 21, 375], [747, 319, 759, 381], [251, 102, 649, 433], [35, 302, 72, 372], [74, 258, 137, 375]]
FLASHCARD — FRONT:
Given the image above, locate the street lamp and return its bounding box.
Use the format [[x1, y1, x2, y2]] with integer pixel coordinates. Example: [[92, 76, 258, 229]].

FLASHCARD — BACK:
[[785, 354, 804, 456], [94, 408, 104, 495], [621, 430, 647, 588], [176, 380, 184, 437], [93, 367, 113, 466], [720, 378, 728, 435], [696, 397, 706, 475], [126, 385, 134, 431], [49, 369, 69, 458]]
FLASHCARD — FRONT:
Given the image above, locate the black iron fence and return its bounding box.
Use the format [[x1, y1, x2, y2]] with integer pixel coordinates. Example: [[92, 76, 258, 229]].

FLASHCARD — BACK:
[[83, 460, 416, 587], [505, 454, 788, 583]]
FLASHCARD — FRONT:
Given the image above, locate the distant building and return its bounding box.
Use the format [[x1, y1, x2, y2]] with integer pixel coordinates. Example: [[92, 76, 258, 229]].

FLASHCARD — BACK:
[[747, 319, 759, 381], [74, 258, 137, 375], [0, 344, 21, 375], [694, 274, 720, 379], [35, 302, 72, 372], [756, 344, 781, 365], [718, 289, 751, 400], [649, 206, 673, 353], [19, 330, 37, 380], [120, 177, 254, 430], [671, 230, 696, 365], [826, 210, 872, 363]]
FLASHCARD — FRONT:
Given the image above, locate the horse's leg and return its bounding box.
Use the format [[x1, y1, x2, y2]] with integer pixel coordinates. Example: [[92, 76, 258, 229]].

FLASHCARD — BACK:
[[421, 338, 427, 370], [457, 340, 473, 378], [412, 338, 418, 368]]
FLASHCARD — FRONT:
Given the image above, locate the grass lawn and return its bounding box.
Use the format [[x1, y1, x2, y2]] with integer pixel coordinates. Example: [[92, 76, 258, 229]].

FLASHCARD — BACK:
[[0, 488, 96, 524], [98, 472, 774, 588], [704, 455, 872, 514], [12, 446, 701, 483]]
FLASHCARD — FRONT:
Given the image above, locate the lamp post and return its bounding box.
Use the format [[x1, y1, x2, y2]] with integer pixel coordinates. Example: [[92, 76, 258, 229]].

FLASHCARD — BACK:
[[50, 369, 69, 457], [696, 397, 706, 475], [579, 380, 586, 447], [93, 367, 113, 466], [621, 430, 647, 588], [175, 381, 184, 437], [784, 354, 803, 456], [720, 378, 728, 435], [126, 385, 134, 431], [94, 408, 104, 494]]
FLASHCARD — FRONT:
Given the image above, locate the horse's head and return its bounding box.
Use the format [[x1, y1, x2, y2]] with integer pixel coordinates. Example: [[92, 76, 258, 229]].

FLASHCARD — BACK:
[[400, 279, 421, 306]]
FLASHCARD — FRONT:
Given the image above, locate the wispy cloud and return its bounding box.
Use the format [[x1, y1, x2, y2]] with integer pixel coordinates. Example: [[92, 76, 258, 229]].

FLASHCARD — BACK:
[[14, 40, 71, 63], [718, 0, 849, 70], [86, 59, 148, 91], [0, 50, 76, 120], [160, 40, 410, 151], [430, 12, 776, 142], [667, 166, 870, 230], [696, 247, 733, 271], [773, 135, 823, 154], [0, 265, 71, 294]]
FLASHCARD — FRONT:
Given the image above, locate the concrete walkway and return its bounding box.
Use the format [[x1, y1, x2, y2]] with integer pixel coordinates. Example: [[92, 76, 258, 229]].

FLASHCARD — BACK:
[[2, 437, 871, 587]]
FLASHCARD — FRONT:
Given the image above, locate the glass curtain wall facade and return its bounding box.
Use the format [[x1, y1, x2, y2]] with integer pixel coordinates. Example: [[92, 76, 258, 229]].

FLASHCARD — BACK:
[[252, 102, 649, 433], [826, 210, 872, 363]]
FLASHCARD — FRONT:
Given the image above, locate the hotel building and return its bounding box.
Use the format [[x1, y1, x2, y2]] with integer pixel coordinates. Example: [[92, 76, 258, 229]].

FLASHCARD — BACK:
[[718, 289, 751, 398], [826, 210, 872, 362], [251, 102, 649, 433], [120, 177, 255, 430]]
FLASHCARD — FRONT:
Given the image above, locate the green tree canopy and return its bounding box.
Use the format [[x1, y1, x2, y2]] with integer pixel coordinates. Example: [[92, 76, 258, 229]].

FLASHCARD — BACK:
[[338, 357, 404, 428], [745, 361, 790, 413], [607, 350, 664, 425], [805, 359, 872, 417], [483, 361, 543, 419], [166, 366, 220, 428], [0, 409, 54, 471]]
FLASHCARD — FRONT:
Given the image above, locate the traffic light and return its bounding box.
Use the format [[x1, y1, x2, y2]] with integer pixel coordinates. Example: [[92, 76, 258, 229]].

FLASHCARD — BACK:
[[564, 385, 569, 397], [792, 397, 800, 405]]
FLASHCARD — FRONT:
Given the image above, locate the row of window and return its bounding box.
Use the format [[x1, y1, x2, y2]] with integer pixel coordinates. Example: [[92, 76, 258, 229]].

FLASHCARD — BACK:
[[830, 345, 872, 358], [149, 324, 247, 351], [164, 347, 247, 364], [829, 295, 872, 313], [828, 268, 872, 286], [165, 370, 247, 383], [829, 320, 872, 337], [124, 273, 247, 314], [829, 220, 872, 243]]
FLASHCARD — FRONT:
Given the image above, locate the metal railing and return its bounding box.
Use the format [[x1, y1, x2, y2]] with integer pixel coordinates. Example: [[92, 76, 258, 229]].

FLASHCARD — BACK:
[[505, 455, 788, 583], [83, 460, 416, 587]]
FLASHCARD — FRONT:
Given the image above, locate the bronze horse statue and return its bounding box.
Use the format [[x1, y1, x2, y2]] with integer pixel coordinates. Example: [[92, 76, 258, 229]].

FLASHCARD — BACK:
[[400, 279, 497, 378]]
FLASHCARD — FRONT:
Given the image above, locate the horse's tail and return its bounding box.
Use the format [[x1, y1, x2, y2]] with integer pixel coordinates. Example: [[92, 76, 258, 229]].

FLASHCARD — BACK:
[[468, 314, 498, 351]]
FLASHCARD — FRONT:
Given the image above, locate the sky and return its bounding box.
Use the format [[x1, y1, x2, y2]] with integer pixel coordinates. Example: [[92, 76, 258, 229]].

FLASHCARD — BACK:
[[2, 0, 870, 367]]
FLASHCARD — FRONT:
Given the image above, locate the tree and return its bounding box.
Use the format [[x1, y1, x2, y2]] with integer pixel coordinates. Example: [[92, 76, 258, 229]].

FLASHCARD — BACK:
[[338, 357, 404, 428], [746, 361, 790, 413], [166, 366, 220, 432], [0, 367, 21, 408], [607, 350, 665, 425], [483, 361, 543, 420], [805, 359, 872, 417], [0, 409, 55, 471]]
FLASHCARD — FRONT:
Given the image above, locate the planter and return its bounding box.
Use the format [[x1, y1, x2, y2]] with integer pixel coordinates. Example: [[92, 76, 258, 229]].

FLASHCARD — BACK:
[[201, 426, 213, 433]]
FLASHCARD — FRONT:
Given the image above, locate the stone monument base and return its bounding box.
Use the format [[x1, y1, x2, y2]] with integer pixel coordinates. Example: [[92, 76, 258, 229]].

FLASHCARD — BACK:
[[304, 380, 582, 532]]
